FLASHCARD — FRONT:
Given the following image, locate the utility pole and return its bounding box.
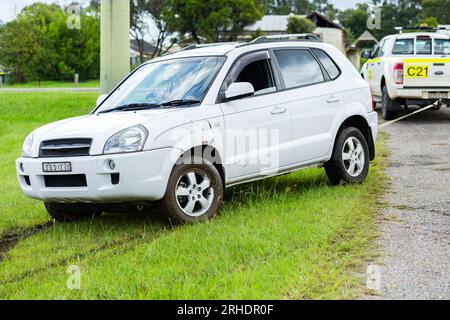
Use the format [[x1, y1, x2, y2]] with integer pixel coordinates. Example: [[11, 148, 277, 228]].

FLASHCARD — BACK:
[[100, 0, 130, 94]]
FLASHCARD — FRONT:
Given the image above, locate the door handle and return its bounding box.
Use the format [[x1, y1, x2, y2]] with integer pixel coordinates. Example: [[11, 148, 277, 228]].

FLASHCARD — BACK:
[[327, 96, 341, 103], [270, 107, 287, 115]]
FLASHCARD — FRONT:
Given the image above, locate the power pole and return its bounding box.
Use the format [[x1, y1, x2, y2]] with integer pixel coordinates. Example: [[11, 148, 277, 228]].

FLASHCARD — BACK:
[[100, 0, 130, 94]]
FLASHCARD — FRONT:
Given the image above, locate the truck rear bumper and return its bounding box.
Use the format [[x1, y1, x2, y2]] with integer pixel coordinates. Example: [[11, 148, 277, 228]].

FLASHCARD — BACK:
[[390, 87, 450, 101]]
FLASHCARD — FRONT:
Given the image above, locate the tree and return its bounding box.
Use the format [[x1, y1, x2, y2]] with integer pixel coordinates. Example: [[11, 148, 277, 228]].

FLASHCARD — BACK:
[[420, 17, 439, 27], [421, 0, 450, 24], [266, 0, 314, 14], [339, 3, 369, 42], [165, 0, 267, 43], [0, 2, 100, 83], [147, 0, 177, 58], [130, 0, 149, 63], [286, 16, 315, 34]]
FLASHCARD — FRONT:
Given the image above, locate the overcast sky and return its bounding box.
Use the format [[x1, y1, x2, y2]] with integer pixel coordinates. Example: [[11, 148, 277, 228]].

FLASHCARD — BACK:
[[0, 0, 366, 24]]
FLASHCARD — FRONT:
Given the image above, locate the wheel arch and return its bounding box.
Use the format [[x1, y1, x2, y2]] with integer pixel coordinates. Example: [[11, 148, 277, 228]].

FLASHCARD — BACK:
[[335, 115, 375, 161], [176, 145, 226, 186], [380, 76, 386, 91]]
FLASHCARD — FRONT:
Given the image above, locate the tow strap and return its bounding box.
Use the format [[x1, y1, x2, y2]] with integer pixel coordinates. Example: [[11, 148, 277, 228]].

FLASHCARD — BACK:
[[379, 100, 443, 128]]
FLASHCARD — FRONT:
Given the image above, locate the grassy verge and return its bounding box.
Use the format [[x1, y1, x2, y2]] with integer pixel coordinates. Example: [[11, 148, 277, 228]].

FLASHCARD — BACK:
[[0, 93, 96, 233], [0, 92, 388, 299], [1, 80, 99, 89]]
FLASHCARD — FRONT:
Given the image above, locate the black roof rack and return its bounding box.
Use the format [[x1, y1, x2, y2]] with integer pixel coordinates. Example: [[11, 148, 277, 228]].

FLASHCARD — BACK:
[[395, 26, 450, 34], [164, 34, 323, 56], [180, 42, 243, 52], [245, 34, 322, 45]]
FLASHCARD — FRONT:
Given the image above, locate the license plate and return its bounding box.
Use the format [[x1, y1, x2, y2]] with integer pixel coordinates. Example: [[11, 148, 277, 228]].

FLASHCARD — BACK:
[[42, 162, 72, 173], [429, 92, 448, 99], [406, 65, 429, 78]]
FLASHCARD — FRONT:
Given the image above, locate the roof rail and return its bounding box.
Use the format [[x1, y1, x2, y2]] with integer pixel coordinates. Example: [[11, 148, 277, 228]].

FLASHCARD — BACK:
[[249, 34, 322, 44], [395, 26, 450, 34], [180, 42, 242, 51]]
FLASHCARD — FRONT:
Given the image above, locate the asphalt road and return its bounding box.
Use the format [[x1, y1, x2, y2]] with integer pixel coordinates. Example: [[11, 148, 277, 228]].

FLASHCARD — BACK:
[[375, 105, 450, 300]]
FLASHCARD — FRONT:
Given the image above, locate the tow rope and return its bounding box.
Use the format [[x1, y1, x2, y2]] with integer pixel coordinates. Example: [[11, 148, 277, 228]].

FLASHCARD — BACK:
[[379, 100, 443, 128]]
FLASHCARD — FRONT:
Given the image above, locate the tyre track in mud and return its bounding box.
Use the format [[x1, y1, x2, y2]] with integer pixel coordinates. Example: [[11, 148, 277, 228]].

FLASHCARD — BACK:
[[0, 221, 54, 262], [0, 230, 165, 287]]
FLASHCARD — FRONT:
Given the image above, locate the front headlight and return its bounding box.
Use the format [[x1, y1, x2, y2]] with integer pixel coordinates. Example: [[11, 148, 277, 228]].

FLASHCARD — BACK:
[[103, 125, 148, 155], [22, 133, 34, 158]]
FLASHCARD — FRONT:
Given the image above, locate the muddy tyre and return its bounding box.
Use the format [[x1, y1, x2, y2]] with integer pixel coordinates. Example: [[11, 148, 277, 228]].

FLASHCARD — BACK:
[[325, 127, 370, 185], [161, 157, 224, 225], [381, 86, 400, 120]]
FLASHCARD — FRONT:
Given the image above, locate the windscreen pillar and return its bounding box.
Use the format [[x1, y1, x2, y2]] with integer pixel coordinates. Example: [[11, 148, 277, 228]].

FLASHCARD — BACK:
[[100, 0, 130, 94]]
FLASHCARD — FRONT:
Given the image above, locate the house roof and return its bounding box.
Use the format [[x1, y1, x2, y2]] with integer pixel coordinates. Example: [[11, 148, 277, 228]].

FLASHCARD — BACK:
[[307, 11, 342, 30], [352, 31, 378, 47], [244, 12, 343, 33], [130, 39, 157, 55], [245, 15, 291, 32]]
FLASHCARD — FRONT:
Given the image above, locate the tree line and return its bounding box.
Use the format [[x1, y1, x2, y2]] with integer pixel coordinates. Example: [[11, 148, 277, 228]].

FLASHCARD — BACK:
[[0, 0, 448, 83]]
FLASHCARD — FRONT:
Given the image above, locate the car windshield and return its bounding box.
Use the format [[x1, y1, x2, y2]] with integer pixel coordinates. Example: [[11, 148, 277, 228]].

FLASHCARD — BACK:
[[97, 56, 226, 113], [416, 37, 432, 55], [435, 39, 450, 55], [392, 39, 414, 55]]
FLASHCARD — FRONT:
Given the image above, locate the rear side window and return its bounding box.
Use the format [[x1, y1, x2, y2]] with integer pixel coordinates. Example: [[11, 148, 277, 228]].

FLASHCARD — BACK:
[[311, 49, 340, 80], [274, 49, 324, 89], [416, 37, 432, 55], [435, 39, 450, 55], [393, 39, 414, 55]]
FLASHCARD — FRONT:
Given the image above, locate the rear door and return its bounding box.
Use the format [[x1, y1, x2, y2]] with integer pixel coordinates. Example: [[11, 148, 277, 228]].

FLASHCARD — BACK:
[[272, 48, 343, 164], [403, 35, 450, 96]]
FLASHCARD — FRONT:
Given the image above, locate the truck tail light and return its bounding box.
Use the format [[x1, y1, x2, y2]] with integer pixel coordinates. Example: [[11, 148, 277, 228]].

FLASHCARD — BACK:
[[394, 63, 404, 85]]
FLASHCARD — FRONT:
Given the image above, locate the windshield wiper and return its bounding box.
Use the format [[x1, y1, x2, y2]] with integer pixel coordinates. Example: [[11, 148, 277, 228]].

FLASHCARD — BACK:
[[98, 99, 201, 114], [98, 103, 161, 114], [159, 99, 201, 108]]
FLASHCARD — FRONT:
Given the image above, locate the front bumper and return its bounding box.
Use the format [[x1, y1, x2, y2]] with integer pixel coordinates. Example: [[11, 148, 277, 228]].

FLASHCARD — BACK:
[[367, 111, 378, 141], [16, 148, 179, 203]]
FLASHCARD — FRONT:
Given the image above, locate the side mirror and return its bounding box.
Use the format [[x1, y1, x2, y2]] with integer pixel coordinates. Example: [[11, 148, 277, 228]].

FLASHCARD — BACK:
[[361, 51, 373, 59], [96, 94, 108, 107], [224, 82, 255, 101]]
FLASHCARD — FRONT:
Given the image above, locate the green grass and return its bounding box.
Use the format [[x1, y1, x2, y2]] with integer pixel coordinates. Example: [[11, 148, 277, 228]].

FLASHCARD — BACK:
[[0, 92, 388, 299], [2, 80, 99, 89]]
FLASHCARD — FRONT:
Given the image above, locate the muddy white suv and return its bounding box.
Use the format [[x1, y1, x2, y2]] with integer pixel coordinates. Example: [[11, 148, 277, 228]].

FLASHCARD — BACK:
[[17, 35, 378, 224], [361, 28, 450, 120]]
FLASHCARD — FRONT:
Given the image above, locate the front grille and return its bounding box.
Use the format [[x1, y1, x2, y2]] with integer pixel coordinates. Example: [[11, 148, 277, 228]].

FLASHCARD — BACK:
[[39, 138, 92, 157], [44, 175, 87, 187]]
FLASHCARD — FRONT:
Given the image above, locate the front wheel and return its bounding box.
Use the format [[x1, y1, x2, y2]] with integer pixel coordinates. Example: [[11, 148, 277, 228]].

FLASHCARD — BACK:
[[161, 157, 224, 224], [325, 127, 370, 185]]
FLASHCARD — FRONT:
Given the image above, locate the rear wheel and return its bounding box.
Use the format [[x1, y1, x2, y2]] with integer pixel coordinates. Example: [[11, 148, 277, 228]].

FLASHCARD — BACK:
[[160, 157, 224, 224], [381, 86, 400, 120], [44, 203, 101, 222], [325, 127, 370, 185]]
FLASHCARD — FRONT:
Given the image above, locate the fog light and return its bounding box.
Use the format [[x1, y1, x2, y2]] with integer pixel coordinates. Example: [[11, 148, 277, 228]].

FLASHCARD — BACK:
[[107, 160, 116, 170], [19, 162, 25, 172]]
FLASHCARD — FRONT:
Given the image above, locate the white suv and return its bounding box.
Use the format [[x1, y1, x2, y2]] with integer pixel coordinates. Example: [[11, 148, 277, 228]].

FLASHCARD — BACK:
[[361, 29, 450, 120], [16, 35, 378, 224]]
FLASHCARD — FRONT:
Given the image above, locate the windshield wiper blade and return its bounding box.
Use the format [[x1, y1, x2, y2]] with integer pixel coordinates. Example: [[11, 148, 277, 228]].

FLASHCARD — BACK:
[[98, 103, 161, 114], [159, 99, 201, 107]]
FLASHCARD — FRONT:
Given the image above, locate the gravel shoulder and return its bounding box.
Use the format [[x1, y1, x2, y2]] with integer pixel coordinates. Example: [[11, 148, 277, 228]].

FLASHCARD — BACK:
[[374, 106, 450, 300]]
